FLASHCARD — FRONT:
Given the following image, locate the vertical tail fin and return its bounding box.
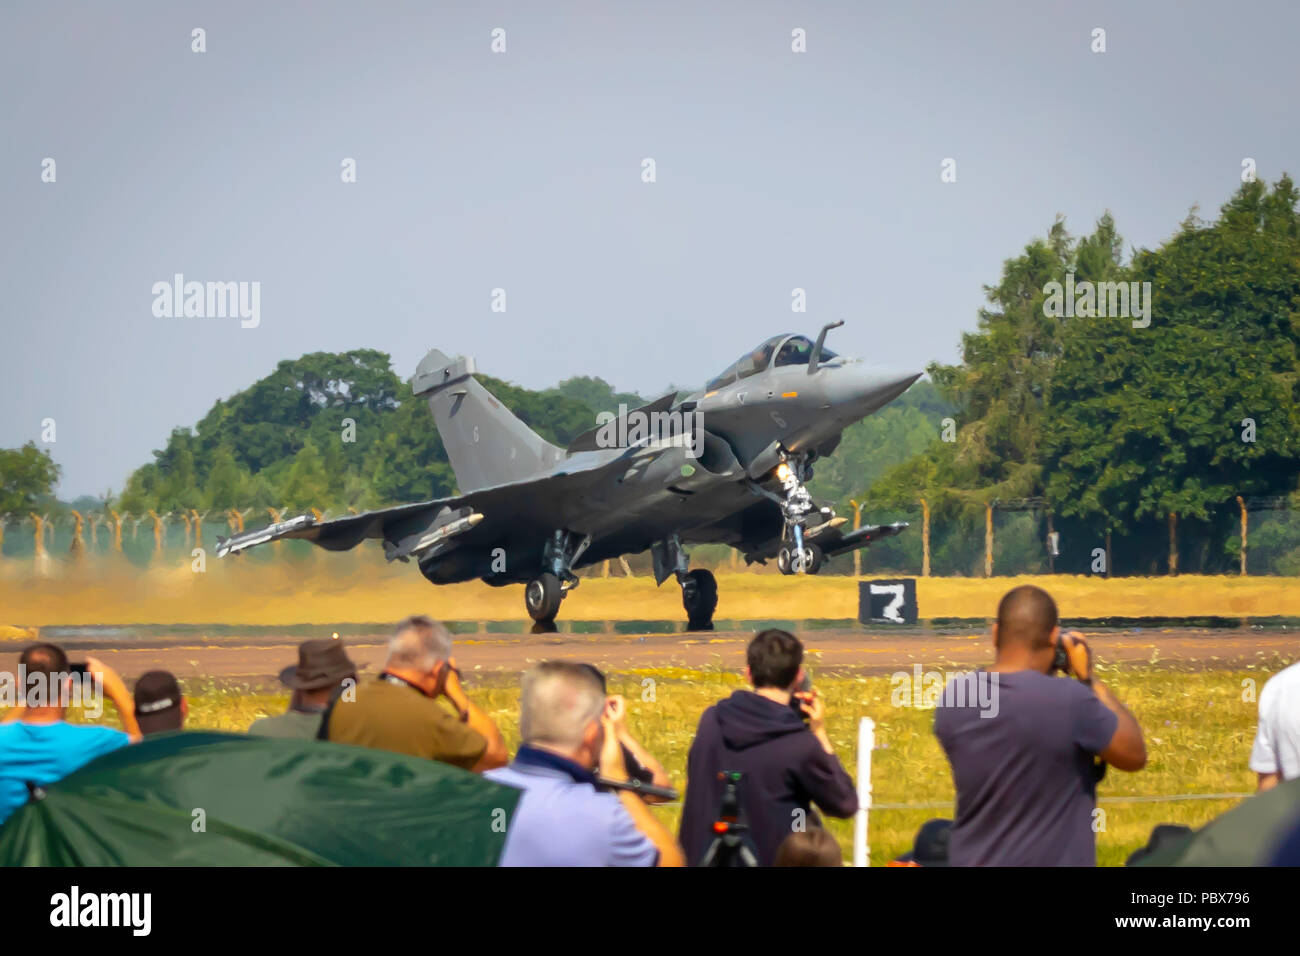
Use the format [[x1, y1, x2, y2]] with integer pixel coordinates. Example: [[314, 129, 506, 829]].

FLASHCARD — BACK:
[[412, 350, 563, 493]]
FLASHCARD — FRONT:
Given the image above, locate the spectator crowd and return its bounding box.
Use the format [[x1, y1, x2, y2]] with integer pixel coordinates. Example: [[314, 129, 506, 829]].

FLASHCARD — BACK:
[[1, 585, 1297, 867]]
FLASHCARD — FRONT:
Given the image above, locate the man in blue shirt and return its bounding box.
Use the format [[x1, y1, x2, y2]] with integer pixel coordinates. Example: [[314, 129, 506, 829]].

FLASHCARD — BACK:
[[934, 586, 1147, 866], [0, 643, 139, 826], [486, 661, 683, 867]]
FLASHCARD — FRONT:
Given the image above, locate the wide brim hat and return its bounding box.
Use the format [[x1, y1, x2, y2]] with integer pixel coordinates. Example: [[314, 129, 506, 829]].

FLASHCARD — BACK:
[[278, 638, 360, 691]]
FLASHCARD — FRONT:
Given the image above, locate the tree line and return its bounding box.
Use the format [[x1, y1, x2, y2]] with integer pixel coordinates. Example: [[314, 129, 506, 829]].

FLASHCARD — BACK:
[[3, 178, 1298, 575]]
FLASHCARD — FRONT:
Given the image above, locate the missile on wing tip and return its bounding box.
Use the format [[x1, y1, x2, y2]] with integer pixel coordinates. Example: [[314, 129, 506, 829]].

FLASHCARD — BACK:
[[216, 513, 316, 557]]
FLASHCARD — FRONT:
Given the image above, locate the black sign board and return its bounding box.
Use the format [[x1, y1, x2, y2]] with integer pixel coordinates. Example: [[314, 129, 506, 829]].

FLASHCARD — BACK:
[[859, 578, 918, 624]]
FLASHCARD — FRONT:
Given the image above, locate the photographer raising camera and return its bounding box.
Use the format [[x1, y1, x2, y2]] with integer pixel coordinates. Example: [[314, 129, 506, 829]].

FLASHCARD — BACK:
[[934, 585, 1147, 866]]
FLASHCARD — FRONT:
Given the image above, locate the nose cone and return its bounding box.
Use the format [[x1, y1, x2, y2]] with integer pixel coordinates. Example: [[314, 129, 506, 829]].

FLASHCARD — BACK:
[[825, 366, 923, 413]]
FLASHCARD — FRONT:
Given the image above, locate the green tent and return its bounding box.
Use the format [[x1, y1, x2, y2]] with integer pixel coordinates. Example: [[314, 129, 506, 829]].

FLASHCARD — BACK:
[[0, 732, 520, 866], [1131, 777, 1300, 866]]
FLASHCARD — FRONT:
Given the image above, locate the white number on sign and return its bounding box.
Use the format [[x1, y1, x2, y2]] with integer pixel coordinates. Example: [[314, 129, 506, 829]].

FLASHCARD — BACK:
[[870, 583, 905, 622]]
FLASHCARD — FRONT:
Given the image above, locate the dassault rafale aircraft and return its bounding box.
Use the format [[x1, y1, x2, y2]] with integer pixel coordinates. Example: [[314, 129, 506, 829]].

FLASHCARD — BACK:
[[217, 322, 920, 630]]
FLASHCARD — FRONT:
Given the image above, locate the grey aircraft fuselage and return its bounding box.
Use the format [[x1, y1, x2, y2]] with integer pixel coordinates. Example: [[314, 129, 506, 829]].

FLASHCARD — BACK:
[[409, 328, 919, 585]]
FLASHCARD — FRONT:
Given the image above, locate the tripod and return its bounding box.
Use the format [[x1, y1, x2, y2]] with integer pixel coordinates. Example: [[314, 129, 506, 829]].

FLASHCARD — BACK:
[[699, 771, 760, 867]]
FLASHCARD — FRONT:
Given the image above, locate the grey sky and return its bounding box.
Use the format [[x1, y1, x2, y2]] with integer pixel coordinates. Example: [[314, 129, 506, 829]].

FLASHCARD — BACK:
[[3, 1, 1297, 498]]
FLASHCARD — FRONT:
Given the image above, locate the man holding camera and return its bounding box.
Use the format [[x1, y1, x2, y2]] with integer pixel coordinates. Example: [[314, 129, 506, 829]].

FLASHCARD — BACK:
[[934, 585, 1147, 866], [325, 616, 507, 772], [1, 643, 140, 826], [679, 629, 858, 866], [485, 661, 684, 866]]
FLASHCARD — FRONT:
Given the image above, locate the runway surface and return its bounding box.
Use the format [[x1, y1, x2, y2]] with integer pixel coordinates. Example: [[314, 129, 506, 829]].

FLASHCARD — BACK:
[[3, 626, 1295, 689]]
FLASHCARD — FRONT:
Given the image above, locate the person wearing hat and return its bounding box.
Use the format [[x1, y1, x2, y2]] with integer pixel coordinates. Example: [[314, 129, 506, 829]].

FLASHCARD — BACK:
[[133, 671, 187, 736], [888, 818, 952, 867], [248, 638, 359, 739]]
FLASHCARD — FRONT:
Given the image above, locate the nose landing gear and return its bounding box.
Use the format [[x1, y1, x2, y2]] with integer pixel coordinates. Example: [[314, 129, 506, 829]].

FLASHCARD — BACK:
[[759, 454, 832, 576]]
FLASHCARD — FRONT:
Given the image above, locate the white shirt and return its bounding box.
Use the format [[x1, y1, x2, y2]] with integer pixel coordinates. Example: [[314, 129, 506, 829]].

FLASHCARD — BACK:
[[1249, 660, 1300, 781]]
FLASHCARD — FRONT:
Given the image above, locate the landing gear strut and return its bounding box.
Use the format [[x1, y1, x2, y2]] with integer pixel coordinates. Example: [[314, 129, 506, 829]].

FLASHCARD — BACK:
[[524, 529, 590, 625], [767, 453, 831, 575]]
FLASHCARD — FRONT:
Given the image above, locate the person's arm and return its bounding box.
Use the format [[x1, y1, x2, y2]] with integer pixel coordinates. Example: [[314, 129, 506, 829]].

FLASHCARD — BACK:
[[607, 695, 674, 801], [601, 714, 684, 867], [442, 661, 507, 771], [796, 689, 838, 756], [1092, 681, 1147, 771], [1249, 681, 1279, 791], [84, 657, 141, 741], [795, 690, 858, 817], [1061, 633, 1146, 772]]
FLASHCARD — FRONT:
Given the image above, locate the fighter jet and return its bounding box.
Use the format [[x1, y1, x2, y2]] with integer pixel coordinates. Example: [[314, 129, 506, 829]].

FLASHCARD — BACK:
[[216, 322, 920, 629]]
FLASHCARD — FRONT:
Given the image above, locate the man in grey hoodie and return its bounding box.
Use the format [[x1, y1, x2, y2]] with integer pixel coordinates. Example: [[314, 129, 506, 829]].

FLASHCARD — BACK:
[[679, 629, 858, 866]]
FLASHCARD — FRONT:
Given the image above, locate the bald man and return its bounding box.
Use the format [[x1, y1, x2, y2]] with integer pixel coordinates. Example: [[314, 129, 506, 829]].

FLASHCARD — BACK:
[[933, 584, 1146, 866], [325, 615, 507, 772]]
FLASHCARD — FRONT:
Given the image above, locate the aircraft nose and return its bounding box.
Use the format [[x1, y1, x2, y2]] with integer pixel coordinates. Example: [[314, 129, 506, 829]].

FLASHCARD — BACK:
[[827, 366, 922, 411]]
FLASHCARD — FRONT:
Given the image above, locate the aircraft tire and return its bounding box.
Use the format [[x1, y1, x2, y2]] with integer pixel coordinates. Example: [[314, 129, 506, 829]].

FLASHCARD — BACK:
[[777, 548, 794, 575], [525, 572, 563, 622], [682, 568, 718, 630]]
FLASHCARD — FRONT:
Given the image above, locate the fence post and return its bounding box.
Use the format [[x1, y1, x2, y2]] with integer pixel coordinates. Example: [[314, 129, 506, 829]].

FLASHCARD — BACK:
[[854, 716, 875, 867], [1236, 496, 1247, 575], [1168, 512, 1178, 575], [148, 510, 163, 553], [1045, 510, 1055, 574], [850, 499, 863, 576], [984, 503, 994, 578], [70, 511, 85, 559], [920, 497, 931, 577]]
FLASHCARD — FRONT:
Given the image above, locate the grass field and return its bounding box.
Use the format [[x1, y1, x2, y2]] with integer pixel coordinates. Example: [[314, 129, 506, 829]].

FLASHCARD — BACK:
[[35, 655, 1285, 866], [4, 553, 1300, 627]]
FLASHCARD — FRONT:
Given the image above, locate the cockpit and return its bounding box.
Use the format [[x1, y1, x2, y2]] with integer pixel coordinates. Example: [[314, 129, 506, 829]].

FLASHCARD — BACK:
[[704, 335, 836, 391]]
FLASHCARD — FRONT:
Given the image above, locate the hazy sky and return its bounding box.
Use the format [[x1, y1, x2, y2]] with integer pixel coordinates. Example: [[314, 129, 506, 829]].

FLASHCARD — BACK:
[[3, 1, 1298, 498]]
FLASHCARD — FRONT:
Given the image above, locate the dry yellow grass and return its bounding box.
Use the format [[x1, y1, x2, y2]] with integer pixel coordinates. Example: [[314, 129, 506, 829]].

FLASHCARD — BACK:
[[2, 552, 1298, 626]]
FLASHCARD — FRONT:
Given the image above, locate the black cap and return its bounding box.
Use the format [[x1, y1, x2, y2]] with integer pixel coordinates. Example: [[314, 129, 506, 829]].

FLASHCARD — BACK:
[[896, 818, 952, 867], [134, 670, 184, 736]]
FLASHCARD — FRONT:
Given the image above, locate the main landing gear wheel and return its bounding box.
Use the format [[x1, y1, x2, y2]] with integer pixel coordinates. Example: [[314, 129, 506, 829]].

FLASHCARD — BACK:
[[525, 572, 563, 623], [681, 568, 718, 631]]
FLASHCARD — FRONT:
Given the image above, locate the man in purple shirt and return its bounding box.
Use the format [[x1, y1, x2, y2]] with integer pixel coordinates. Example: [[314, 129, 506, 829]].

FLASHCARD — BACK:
[[934, 585, 1147, 866], [486, 662, 684, 867]]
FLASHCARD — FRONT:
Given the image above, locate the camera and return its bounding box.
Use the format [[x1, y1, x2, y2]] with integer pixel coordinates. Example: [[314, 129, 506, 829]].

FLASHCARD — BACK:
[[1051, 639, 1069, 674], [790, 670, 813, 721]]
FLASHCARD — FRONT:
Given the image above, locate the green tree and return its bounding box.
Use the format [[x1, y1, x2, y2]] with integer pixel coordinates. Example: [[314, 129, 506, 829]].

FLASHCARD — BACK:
[[1043, 178, 1300, 572], [280, 440, 330, 511], [204, 445, 249, 510], [0, 443, 61, 513]]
